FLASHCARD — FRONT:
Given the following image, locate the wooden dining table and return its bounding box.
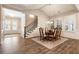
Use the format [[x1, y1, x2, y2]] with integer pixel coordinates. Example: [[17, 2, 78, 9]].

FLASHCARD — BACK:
[[45, 30, 54, 41]]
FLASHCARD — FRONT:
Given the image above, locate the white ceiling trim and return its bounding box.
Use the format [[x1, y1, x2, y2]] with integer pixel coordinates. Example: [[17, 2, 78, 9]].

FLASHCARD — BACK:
[[3, 4, 79, 19]]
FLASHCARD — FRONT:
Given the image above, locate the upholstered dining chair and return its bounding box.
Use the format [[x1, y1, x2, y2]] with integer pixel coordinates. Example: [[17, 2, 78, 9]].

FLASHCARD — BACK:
[[39, 27, 46, 41], [57, 27, 62, 39], [52, 28, 58, 41], [53, 27, 62, 41]]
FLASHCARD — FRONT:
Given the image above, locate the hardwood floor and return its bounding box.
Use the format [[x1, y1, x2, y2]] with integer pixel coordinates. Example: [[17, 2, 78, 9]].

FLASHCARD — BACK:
[[0, 35, 79, 54]]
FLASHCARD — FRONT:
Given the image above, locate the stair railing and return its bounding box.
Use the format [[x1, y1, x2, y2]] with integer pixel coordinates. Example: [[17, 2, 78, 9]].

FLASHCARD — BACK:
[[24, 17, 38, 38]]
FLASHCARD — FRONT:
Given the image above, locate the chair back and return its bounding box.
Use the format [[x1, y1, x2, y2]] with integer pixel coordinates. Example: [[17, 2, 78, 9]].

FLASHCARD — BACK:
[[53, 28, 58, 37], [53, 27, 62, 40], [58, 27, 62, 38], [39, 27, 44, 40]]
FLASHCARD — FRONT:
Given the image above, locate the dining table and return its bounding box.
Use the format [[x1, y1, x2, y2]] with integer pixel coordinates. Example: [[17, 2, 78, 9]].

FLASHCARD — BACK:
[[45, 29, 54, 41]]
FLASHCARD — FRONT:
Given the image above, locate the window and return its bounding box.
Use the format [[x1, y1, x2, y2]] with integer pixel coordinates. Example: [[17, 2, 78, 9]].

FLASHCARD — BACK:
[[2, 8, 25, 34], [3, 18, 11, 31], [3, 16, 20, 32], [12, 19, 18, 30], [53, 18, 62, 28], [52, 14, 76, 32], [65, 14, 76, 32]]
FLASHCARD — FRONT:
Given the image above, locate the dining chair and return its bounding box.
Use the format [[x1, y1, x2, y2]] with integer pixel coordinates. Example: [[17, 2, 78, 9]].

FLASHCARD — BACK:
[[57, 27, 62, 39], [53, 27, 62, 41], [39, 27, 46, 41], [53, 28, 58, 41]]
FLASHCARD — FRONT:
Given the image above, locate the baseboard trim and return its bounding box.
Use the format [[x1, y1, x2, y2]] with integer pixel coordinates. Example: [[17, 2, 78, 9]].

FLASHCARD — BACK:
[[62, 36, 79, 40], [25, 35, 79, 40], [25, 36, 40, 39]]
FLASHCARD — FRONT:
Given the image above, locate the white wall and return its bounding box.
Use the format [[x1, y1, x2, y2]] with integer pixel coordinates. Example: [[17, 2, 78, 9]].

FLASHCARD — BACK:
[[26, 10, 48, 28], [26, 14, 37, 26], [20, 14, 25, 37]]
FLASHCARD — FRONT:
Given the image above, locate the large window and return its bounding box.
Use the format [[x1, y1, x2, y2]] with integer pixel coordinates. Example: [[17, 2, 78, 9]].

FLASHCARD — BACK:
[[3, 16, 20, 32], [3, 18, 11, 31], [64, 14, 76, 32], [52, 14, 76, 32], [2, 8, 25, 34]]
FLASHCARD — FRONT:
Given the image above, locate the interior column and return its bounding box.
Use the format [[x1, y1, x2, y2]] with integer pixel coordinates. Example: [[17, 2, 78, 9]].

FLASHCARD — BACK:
[[0, 4, 2, 44]]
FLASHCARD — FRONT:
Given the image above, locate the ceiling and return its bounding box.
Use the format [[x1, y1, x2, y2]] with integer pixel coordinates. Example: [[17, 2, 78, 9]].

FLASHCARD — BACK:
[[3, 4, 79, 18]]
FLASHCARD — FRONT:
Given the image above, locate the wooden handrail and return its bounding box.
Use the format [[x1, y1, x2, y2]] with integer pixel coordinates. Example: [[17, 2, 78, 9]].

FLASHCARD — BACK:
[[24, 16, 38, 38]]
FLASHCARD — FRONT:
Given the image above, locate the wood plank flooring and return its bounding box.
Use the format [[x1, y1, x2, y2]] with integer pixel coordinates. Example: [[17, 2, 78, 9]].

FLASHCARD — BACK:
[[0, 35, 79, 54]]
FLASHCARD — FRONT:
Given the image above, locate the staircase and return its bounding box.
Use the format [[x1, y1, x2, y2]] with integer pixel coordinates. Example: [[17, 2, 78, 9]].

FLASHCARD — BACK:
[[24, 17, 38, 38]]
